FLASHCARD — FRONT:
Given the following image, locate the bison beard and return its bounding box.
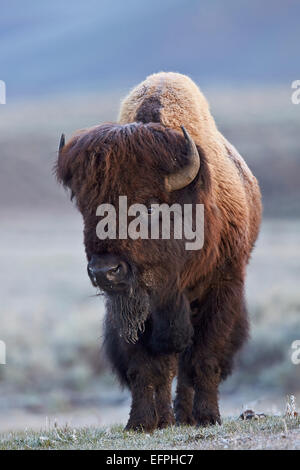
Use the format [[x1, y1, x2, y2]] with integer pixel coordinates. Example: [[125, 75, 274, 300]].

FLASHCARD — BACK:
[[105, 284, 150, 344], [105, 280, 193, 353]]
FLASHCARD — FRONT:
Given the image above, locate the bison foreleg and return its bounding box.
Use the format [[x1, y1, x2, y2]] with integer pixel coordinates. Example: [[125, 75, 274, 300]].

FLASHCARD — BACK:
[[176, 340, 222, 427], [154, 355, 177, 428], [176, 279, 248, 427], [125, 375, 158, 432], [174, 363, 196, 425], [104, 316, 176, 432], [192, 358, 222, 426], [125, 348, 177, 432]]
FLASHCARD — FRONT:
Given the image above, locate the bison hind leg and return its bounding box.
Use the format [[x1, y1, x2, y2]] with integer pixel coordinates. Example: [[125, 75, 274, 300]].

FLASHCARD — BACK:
[[174, 380, 196, 426], [220, 305, 249, 381]]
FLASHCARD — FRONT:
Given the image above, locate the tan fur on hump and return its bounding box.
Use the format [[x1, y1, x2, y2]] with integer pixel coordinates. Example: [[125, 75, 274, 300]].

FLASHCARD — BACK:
[[119, 72, 218, 145], [119, 72, 261, 254]]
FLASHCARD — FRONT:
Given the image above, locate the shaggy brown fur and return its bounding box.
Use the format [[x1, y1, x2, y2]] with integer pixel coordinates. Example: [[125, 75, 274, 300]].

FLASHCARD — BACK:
[[56, 72, 262, 431]]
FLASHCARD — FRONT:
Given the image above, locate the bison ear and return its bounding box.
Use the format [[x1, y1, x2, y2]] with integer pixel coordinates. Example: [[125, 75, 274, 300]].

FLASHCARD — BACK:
[[55, 133, 74, 192]]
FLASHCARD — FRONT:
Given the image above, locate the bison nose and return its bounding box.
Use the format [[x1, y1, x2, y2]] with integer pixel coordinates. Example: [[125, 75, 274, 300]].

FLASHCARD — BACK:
[[87, 255, 128, 289]]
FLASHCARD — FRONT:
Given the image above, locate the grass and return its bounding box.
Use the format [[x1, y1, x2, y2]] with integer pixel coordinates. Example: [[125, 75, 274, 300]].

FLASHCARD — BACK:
[[1, 416, 300, 450]]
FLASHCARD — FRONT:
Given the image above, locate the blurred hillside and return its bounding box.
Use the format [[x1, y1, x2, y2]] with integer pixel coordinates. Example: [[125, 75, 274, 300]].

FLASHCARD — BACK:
[[1, 0, 300, 100], [1, 0, 299, 216], [0, 86, 299, 217]]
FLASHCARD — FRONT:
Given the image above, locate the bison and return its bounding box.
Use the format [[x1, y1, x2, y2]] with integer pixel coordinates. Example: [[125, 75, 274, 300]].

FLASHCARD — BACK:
[[56, 72, 262, 431]]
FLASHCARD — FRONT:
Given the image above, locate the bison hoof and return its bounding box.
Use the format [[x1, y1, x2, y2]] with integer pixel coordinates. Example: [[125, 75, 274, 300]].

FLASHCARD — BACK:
[[124, 418, 158, 433], [175, 413, 197, 426], [195, 412, 221, 427], [124, 423, 157, 433], [157, 413, 176, 429]]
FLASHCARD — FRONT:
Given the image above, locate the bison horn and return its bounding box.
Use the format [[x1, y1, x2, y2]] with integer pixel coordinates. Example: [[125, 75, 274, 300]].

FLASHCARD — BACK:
[[165, 126, 200, 192], [59, 133, 65, 152]]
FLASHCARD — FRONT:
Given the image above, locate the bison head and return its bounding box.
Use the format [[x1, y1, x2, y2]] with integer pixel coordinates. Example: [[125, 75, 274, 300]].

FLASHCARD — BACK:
[[56, 123, 208, 347]]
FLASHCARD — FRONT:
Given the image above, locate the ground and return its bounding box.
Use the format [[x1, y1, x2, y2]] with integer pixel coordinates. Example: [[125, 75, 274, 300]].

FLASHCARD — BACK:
[[1, 416, 300, 450]]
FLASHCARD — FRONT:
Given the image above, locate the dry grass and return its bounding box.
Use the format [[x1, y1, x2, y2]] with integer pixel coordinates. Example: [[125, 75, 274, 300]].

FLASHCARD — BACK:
[[1, 416, 299, 450]]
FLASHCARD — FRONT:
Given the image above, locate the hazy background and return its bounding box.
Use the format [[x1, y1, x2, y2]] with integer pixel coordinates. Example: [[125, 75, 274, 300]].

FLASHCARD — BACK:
[[0, 0, 299, 431]]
